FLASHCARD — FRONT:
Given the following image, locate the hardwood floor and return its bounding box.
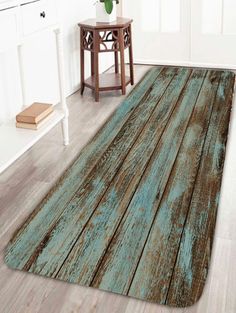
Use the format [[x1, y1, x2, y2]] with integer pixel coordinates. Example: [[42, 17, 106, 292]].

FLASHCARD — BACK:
[[0, 65, 236, 313]]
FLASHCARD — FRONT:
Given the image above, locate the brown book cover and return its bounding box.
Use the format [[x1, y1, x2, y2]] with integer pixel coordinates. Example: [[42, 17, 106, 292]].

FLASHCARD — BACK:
[[16, 113, 53, 130], [16, 103, 53, 124]]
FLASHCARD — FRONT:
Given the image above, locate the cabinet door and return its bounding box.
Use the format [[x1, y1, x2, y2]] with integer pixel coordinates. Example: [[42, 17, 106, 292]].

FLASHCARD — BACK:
[[123, 0, 190, 64], [19, 0, 60, 107], [20, 0, 58, 36], [0, 7, 21, 122], [19, 31, 60, 107], [0, 7, 18, 53], [0, 50, 22, 122], [191, 0, 236, 67]]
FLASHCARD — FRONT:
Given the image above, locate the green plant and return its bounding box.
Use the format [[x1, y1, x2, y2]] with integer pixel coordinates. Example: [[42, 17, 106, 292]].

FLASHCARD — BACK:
[[100, 0, 119, 14]]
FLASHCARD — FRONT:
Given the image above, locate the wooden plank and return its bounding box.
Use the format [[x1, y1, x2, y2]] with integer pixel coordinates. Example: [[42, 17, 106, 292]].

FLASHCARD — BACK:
[[127, 70, 222, 304], [165, 70, 235, 307], [5, 67, 175, 271], [19, 67, 185, 277], [89, 69, 207, 293], [56, 69, 206, 287], [1, 65, 236, 313], [6, 67, 162, 239]]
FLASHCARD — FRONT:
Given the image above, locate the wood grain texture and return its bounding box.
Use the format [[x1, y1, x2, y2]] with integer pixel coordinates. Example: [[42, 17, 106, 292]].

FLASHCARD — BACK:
[[5, 67, 163, 270], [4, 66, 235, 309], [90, 69, 205, 293], [165, 70, 235, 307], [128, 70, 224, 305]]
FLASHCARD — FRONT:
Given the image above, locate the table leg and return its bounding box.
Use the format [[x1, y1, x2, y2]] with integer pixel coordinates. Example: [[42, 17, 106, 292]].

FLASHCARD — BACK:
[[91, 51, 94, 76], [113, 30, 119, 73], [80, 28, 85, 95], [119, 28, 126, 95], [114, 50, 119, 74], [94, 31, 100, 102], [129, 25, 134, 85]]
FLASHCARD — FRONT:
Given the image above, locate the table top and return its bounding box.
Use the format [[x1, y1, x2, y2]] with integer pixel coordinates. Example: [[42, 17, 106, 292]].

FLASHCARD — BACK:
[[78, 17, 133, 29]]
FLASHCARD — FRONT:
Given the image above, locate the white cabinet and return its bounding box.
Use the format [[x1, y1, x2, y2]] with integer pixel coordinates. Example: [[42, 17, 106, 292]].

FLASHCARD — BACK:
[[21, 0, 57, 36], [0, 5, 21, 122], [0, 0, 69, 174], [0, 6, 18, 52]]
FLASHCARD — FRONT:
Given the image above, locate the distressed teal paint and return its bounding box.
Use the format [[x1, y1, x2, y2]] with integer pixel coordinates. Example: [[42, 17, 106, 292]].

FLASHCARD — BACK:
[[47, 68, 192, 281], [88, 69, 207, 293], [128, 70, 224, 304], [178, 227, 194, 288], [165, 70, 235, 307], [5, 67, 163, 269], [5, 67, 167, 270], [4, 68, 235, 308]]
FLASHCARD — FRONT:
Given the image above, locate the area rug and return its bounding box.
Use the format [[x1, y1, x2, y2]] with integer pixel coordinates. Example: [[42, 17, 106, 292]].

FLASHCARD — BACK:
[[5, 67, 235, 307]]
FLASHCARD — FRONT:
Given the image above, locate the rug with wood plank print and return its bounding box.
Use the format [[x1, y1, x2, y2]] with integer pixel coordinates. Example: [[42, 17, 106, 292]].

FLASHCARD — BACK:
[[5, 67, 235, 307]]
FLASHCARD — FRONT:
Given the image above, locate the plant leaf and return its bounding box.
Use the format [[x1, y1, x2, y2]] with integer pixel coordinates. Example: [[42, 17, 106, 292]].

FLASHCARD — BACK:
[[104, 0, 113, 14]]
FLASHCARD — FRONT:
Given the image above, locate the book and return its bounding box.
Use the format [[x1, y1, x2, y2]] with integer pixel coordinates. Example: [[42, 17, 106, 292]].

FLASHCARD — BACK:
[[16, 113, 53, 130], [16, 103, 53, 124]]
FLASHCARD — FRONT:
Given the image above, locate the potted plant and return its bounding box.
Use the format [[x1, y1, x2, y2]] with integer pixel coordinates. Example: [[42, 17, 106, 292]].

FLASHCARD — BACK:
[[96, 0, 119, 23]]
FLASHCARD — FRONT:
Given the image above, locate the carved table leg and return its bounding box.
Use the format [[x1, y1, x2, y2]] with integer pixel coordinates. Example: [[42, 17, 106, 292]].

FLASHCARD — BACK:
[[129, 24, 134, 85], [94, 30, 100, 102], [91, 52, 94, 76], [80, 28, 85, 95], [115, 50, 119, 74], [119, 28, 126, 95], [113, 31, 119, 73]]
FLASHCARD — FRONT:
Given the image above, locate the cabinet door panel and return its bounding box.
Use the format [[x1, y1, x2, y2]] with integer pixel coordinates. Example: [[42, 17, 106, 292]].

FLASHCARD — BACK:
[[21, 0, 57, 36], [0, 7, 18, 52], [0, 50, 22, 122]]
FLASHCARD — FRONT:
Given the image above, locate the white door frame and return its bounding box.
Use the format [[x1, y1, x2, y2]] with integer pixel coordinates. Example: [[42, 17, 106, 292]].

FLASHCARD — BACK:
[[122, 0, 236, 70]]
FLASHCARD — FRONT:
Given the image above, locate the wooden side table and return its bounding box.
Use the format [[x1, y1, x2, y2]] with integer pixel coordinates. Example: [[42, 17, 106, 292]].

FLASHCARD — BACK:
[[78, 18, 134, 102]]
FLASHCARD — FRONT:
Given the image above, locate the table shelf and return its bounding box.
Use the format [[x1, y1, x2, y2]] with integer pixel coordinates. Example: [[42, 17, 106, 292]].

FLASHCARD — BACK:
[[84, 73, 131, 92]]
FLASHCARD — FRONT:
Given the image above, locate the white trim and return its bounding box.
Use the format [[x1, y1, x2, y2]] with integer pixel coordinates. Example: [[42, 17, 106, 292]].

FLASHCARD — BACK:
[[134, 58, 236, 71], [54, 27, 69, 146]]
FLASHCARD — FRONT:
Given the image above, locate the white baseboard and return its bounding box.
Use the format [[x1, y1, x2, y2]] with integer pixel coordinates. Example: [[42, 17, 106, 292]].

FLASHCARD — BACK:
[[134, 59, 236, 71]]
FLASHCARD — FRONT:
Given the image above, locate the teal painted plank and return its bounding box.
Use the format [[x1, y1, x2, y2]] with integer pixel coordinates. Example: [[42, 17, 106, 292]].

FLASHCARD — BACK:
[[24, 67, 184, 277], [165, 70, 235, 307], [89, 69, 207, 294], [127, 70, 222, 304], [5, 67, 235, 308], [6, 67, 162, 246], [5, 67, 176, 271], [56, 69, 206, 287]]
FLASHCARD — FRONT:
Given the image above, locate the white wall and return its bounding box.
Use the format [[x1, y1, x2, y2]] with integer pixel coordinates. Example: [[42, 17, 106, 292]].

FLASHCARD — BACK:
[[59, 0, 114, 96]]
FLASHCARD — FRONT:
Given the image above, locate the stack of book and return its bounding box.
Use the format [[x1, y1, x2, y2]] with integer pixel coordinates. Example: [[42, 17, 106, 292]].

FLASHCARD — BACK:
[[16, 103, 54, 130]]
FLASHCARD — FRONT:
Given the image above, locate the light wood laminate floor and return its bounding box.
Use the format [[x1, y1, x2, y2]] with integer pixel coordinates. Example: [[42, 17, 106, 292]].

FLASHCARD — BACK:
[[0, 65, 236, 313]]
